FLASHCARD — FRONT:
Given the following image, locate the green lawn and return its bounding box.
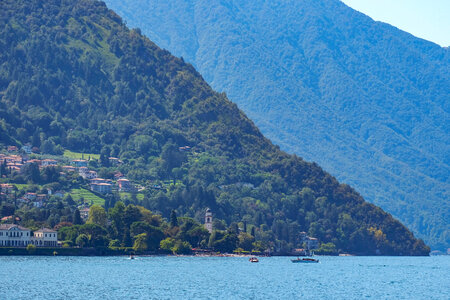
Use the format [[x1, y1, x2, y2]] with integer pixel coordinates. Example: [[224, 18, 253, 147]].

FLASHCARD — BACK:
[[119, 192, 145, 201], [13, 184, 32, 191], [70, 188, 104, 206], [63, 150, 100, 160]]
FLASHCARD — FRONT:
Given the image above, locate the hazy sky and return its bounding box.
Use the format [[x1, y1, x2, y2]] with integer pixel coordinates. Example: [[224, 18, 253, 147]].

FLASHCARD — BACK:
[[341, 0, 450, 47]]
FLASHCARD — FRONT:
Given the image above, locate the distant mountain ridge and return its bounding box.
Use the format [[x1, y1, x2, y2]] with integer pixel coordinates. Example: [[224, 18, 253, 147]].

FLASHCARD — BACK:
[[104, 0, 450, 250]]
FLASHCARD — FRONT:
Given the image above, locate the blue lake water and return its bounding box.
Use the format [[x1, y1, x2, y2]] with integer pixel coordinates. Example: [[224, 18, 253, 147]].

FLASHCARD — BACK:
[[1, 256, 449, 299]]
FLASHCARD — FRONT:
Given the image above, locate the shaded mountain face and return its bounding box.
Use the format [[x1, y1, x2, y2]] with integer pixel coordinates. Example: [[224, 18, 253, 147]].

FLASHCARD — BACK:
[[0, 0, 430, 255], [103, 0, 450, 250]]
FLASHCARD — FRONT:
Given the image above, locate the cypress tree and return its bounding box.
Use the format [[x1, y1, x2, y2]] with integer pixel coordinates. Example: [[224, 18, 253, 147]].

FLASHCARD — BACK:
[[170, 210, 178, 227], [73, 208, 82, 225]]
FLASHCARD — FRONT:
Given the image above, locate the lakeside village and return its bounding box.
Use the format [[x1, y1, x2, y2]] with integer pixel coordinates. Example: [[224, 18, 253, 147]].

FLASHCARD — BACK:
[[0, 145, 142, 206], [0, 145, 324, 256]]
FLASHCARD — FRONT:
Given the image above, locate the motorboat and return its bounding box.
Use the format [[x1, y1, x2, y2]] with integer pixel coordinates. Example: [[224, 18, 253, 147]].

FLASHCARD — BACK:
[[249, 257, 259, 263], [291, 257, 319, 263]]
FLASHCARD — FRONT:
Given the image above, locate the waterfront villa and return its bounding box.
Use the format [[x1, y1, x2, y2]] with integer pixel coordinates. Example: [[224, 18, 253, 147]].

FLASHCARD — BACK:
[[0, 224, 31, 247], [0, 224, 58, 247], [32, 228, 58, 247]]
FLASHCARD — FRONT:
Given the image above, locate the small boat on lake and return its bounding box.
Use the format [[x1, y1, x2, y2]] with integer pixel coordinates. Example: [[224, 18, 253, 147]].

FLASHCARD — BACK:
[[291, 257, 319, 263], [249, 257, 259, 263]]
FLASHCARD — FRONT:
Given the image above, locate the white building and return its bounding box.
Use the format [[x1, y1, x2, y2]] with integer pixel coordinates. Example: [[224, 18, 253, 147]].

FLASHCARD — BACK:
[[306, 237, 319, 250], [0, 225, 58, 247], [41, 159, 58, 167], [22, 145, 32, 154], [117, 178, 133, 192], [72, 159, 88, 167], [204, 208, 213, 233], [91, 182, 112, 194], [31, 228, 58, 247], [0, 224, 32, 247], [79, 207, 90, 220]]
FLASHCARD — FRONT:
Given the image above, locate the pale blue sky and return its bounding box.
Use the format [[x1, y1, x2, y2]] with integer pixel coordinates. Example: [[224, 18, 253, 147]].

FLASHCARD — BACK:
[[341, 0, 450, 47]]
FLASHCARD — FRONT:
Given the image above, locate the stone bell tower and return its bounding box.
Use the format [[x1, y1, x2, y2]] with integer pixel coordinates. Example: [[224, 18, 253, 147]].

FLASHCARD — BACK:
[[204, 208, 213, 233]]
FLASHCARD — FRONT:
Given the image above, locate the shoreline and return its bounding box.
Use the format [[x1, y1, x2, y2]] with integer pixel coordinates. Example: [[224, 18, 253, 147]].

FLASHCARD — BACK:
[[0, 247, 430, 257]]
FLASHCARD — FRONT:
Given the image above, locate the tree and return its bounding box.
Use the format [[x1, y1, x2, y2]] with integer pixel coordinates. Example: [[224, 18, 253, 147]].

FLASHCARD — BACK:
[[123, 204, 142, 227], [109, 201, 125, 240], [99, 153, 110, 167], [170, 210, 178, 227], [87, 205, 107, 227], [20, 162, 40, 183], [316, 242, 337, 255], [133, 233, 148, 251], [160, 237, 175, 252], [229, 222, 239, 234], [130, 221, 164, 250], [76, 234, 89, 248], [73, 209, 82, 225], [108, 239, 121, 249], [1, 203, 15, 217], [238, 232, 255, 251], [172, 240, 192, 254], [213, 233, 238, 253], [159, 142, 187, 178], [0, 161, 7, 177], [65, 194, 75, 206]]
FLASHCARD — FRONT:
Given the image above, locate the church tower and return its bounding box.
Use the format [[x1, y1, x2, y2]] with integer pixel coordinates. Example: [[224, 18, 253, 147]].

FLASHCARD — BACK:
[[204, 208, 213, 233]]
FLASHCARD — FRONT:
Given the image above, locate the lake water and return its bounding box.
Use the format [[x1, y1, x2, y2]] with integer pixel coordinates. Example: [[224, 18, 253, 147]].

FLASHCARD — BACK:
[[1, 256, 449, 299]]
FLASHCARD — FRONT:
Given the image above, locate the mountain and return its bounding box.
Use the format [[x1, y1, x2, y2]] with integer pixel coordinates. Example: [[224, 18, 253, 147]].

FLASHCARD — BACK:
[[0, 0, 429, 255], [103, 0, 450, 250]]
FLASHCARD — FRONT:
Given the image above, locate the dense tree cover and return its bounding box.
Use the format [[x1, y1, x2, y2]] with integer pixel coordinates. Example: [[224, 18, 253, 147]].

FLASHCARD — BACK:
[[58, 203, 203, 253], [0, 0, 429, 255], [104, 0, 450, 250]]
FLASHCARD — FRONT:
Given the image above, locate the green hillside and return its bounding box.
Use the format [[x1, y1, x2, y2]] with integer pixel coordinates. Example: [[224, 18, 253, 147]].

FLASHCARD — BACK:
[[103, 0, 449, 250], [0, 0, 429, 255]]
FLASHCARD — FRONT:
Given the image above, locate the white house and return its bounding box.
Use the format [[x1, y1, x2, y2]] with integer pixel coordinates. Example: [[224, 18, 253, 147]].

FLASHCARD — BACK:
[[117, 178, 133, 192], [24, 192, 37, 201], [41, 159, 58, 167], [0, 224, 32, 247], [22, 145, 32, 154], [31, 228, 58, 247], [91, 183, 112, 194], [79, 168, 97, 179], [79, 207, 90, 220], [72, 159, 88, 167]]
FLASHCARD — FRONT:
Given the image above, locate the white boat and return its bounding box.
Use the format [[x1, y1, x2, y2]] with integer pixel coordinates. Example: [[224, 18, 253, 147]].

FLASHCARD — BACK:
[[249, 257, 259, 263]]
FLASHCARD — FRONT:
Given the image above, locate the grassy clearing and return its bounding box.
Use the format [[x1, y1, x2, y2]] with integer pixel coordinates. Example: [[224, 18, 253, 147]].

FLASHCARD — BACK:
[[119, 192, 145, 201], [13, 184, 33, 191], [64, 150, 100, 160], [70, 188, 104, 206]]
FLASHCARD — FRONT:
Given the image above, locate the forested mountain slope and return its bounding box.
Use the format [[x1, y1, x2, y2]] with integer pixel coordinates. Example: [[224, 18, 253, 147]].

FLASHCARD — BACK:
[[104, 0, 450, 250], [0, 0, 429, 255]]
